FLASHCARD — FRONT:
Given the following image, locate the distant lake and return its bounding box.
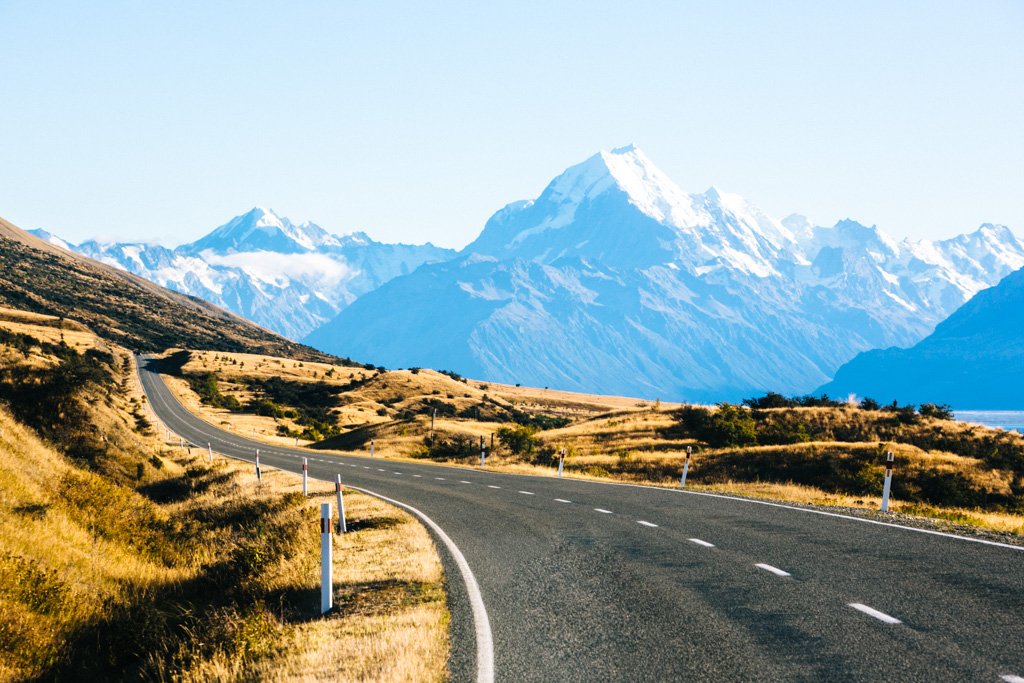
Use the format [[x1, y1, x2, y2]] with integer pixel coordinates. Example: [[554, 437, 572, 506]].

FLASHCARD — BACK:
[[955, 411, 1024, 434]]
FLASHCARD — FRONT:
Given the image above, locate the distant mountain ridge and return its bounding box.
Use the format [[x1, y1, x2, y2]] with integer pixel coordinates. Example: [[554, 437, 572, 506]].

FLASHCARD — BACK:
[[305, 145, 1024, 401], [818, 266, 1024, 408], [0, 214, 329, 360], [33, 208, 454, 339]]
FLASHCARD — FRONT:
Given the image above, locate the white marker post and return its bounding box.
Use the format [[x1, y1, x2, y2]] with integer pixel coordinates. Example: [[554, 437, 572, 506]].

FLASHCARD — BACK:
[[881, 451, 895, 512], [320, 502, 333, 614], [370, 439, 375, 458], [335, 475, 347, 533], [179, 436, 184, 448], [302, 457, 309, 496], [207, 442, 213, 464], [255, 449, 262, 482], [480, 435, 486, 466], [431, 408, 436, 436], [680, 446, 692, 488], [557, 447, 566, 477]]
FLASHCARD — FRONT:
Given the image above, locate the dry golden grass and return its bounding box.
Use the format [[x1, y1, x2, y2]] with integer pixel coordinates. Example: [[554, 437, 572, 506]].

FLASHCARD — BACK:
[[0, 305, 108, 354], [0, 325, 449, 682]]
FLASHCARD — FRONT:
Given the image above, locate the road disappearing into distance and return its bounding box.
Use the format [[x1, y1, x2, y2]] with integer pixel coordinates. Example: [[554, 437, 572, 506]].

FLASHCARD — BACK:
[[138, 356, 1023, 683]]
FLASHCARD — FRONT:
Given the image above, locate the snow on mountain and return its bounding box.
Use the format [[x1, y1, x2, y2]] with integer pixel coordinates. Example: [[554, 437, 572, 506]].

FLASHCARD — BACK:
[[306, 146, 1024, 400], [56, 208, 454, 340]]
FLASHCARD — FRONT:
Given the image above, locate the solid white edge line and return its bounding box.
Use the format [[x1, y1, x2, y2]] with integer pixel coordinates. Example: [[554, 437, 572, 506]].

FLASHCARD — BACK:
[[637, 520, 658, 527], [755, 563, 791, 577], [848, 603, 902, 624], [689, 538, 715, 547], [344, 483, 495, 683]]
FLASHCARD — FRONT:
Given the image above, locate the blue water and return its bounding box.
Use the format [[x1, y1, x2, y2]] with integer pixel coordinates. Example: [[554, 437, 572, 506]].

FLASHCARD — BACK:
[[955, 411, 1024, 434]]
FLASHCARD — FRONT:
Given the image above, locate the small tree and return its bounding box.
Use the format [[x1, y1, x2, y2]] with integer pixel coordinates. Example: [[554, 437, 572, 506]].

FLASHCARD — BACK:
[[496, 425, 539, 456], [919, 403, 954, 420]]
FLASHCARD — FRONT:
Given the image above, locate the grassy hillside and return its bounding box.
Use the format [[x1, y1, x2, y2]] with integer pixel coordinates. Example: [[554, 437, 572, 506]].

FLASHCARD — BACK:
[[162, 350, 1024, 537], [0, 311, 447, 681], [0, 215, 340, 362]]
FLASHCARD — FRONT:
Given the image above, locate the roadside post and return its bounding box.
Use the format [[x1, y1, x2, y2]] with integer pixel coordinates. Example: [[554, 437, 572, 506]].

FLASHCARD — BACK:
[[207, 442, 213, 464], [557, 447, 566, 477], [881, 451, 895, 512], [320, 503, 333, 614], [335, 475, 347, 533], [255, 449, 262, 482], [302, 457, 308, 496], [370, 439, 375, 458], [680, 446, 692, 488], [431, 408, 436, 437], [480, 435, 486, 466]]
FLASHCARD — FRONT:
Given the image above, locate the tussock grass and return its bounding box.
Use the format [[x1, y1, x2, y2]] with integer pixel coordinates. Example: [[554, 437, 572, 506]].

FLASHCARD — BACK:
[[0, 317, 448, 681]]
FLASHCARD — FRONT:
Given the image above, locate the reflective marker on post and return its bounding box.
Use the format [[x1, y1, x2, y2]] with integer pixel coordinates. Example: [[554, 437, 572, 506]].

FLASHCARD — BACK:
[[302, 457, 308, 496], [680, 446, 692, 488], [335, 475, 347, 533], [320, 502, 333, 614], [881, 451, 895, 512], [557, 447, 566, 477]]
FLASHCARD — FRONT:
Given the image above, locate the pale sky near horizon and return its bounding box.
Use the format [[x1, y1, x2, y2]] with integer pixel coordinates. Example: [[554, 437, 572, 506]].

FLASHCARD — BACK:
[[1, 1, 1021, 249]]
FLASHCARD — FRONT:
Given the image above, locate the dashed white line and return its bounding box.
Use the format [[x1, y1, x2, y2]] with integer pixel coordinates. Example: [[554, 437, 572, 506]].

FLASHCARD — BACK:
[[594, 508, 613, 514], [755, 563, 791, 577], [377, 468, 386, 472], [460, 480, 472, 484], [689, 538, 715, 548], [412, 474, 422, 478], [435, 477, 446, 481], [488, 485, 501, 489], [363, 466, 370, 469], [1000, 675, 1024, 683], [637, 520, 658, 527], [518, 491, 534, 495], [394, 472, 403, 475], [848, 603, 902, 625]]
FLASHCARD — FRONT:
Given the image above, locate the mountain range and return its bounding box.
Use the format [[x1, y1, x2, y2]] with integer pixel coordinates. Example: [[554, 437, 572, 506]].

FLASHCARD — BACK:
[[32, 208, 453, 339], [819, 265, 1024, 408], [32, 145, 1024, 401], [305, 145, 1024, 401]]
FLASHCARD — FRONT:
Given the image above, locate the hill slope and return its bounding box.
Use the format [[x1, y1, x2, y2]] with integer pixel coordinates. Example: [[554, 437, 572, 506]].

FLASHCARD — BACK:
[[0, 215, 334, 361], [819, 266, 1024, 408]]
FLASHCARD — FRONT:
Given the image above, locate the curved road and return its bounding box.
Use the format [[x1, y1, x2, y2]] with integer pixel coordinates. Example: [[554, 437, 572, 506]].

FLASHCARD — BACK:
[[139, 357, 1024, 683]]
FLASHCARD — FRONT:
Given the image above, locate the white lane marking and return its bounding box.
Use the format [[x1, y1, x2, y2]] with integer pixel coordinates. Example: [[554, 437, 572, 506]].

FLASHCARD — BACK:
[[324, 482, 493, 682], [637, 520, 658, 528], [394, 472, 403, 475], [1000, 675, 1024, 683], [460, 480, 472, 484], [594, 508, 613, 514], [555, 498, 571, 503], [848, 603, 902, 625], [436, 477, 446, 481], [363, 466, 370, 469], [488, 485, 501, 489], [377, 468, 386, 472], [518, 491, 534, 495], [755, 563, 791, 577], [689, 538, 715, 548], [413, 474, 422, 478]]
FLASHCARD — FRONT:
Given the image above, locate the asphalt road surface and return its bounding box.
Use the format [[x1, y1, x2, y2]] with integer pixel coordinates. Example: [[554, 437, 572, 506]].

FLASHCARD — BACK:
[[138, 356, 1024, 683]]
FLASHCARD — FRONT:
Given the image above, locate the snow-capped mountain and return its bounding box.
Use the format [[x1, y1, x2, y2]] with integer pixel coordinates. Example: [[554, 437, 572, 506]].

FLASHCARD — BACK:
[[305, 146, 1024, 400], [33, 208, 454, 340]]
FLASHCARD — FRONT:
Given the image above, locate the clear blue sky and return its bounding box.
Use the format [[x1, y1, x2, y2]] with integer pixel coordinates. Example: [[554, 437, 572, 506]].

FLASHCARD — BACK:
[[1, 1, 1021, 248]]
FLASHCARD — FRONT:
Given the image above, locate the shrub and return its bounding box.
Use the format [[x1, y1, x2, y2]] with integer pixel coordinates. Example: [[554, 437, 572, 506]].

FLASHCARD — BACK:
[[496, 425, 540, 456], [919, 403, 954, 420]]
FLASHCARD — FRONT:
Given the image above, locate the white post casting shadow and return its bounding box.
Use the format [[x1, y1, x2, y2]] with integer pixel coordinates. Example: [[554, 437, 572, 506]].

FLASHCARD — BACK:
[[321, 502, 333, 614], [881, 451, 894, 512]]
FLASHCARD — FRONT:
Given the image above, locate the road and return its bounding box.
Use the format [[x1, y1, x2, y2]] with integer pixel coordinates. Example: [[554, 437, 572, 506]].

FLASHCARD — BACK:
[[138, 357, 1024, 683]]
